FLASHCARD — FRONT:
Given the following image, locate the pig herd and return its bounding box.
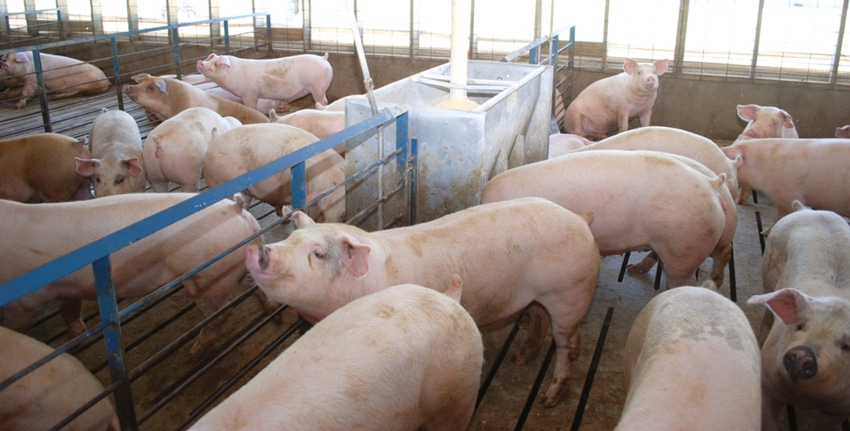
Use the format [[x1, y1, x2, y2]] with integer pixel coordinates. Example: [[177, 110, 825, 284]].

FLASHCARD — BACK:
[[1, 52, 850, 431]]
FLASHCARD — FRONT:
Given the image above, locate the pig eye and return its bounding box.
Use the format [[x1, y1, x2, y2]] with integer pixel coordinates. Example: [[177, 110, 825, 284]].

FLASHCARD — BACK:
[[796, 321, 807, 331], [114, 176, 124, 185], [842, 342, 850, 352], [93, 176, 101, 184], [311, 249, 326, 259]]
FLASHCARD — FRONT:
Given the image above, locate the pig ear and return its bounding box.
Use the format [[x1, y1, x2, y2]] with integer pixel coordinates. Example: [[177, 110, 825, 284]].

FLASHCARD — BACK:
[[123, 158, 143, 177], [75, 158, 101, 177], [623, 58, 638, 75], [747, 288, 810, 324], [653, 59, 669, 76], [721, 146, 742, 163], [131, 73, 150, 83], [336, 233, 371, 278], [268, 109, 279, 122], [15, 52, 28, 64], [292, 211, 315, 228], [154, 79, 168, 94], [217, 56, 231, 69], [737, 104, 757, 121], [780, 109, 795, 129]]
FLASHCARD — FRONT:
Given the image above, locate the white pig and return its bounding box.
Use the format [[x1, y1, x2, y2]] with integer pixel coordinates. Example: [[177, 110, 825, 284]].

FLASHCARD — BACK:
[[563, 58, 669, 139], [143, 107, 242, 192], [721, 138, 850, 235], [0, 326, 120, 431], [196, 53, 334, 112], [547, 133, 592, 159], [188, 281, 483, 431], [75, 108, 145, 197], [0, 132, 93, 202], [122, 73, 269, 124], [0, 51, 109, 109], [245, 197, 600, 407], [748, 201, 850, 430], [616, 283, 761, 431], [269, 108, 345, 156], [481, 150, 727, 289], [203, 123, 345, 222], [734, 104, 799, 204], [0, 193, 271, 360]]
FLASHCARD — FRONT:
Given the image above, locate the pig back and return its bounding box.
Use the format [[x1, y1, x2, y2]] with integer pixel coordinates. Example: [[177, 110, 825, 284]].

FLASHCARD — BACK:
[[0, 132, 90, 203], [617, 286, 761, 430]]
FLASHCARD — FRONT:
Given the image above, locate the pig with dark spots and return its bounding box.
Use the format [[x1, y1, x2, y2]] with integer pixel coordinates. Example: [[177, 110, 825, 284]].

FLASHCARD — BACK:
[[0, 52, 108, 109], [122, 73, 269, 124], [748, 201, 850, 431], [203, 123, 345, 222], [563, 58, 668, 139], [143, 107, 242, 192], [734, 104, 799, 204], [616, 283, 761, 431], [0, 193, 271, 360], [196, 53, 333, 113], [721, 138, 850, 235], [188, 281, 482, 431], [245, 197, 600, 407], [75, 108, 145, 197], [0, 132, 93, 203], [482, 150, 727, 289]]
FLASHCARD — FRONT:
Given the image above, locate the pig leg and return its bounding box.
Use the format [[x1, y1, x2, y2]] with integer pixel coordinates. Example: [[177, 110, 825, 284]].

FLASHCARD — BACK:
[[618, 111, 631, 133], [544, 315, 582, 407], [709, 242, 733, 288], [515, 302, 549, 365], [58, 298, 87, 337], [14, 78, 38, 109], [183, 273, 240, 361], [308, 84, 329, 107], [627, 251, 659, 274], [637, 109, 652, 128]]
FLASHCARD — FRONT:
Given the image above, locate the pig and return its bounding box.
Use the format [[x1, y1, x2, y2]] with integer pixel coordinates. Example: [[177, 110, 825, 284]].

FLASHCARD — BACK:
[[481, 150, 727, 289], [188, 281, 483, 431], [0, 132, 93, 202], [734, 104, 799, 204], [721, 138, 850, 235], [122, 73, 269, 124], [547, 133, 592, 159], [747, 201, 850, 430], [0, 326, 120, 431], [196, 52, 334, 112], [203, 123, 346, 223], [269, 108, 345, 156], [0, 51, 109, 109], [245, 197, 600, 407], [171, 73, 287, 114], [563, 58, 669, 139], [835, 125, 850, 138], [75, 108, 145, 197], [0, 193, 271, 360], [143, 107, 242, 193], [616, 283, 761, 431], [315, 95, 351, 111]]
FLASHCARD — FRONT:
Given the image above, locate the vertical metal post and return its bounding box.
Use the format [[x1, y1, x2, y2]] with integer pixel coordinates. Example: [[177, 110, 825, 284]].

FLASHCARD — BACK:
[[111, 37, 124, 110], [92, 256, 138, 431], [57, 9, 65, 40], [291, 162, 307, 212], [224, 20, 230, 54], [32, 49, 52, 133], [750, 0, 765, 81], [171, 26, 181, 78], [266, 14, 272, 56], [4, 15, 10, 39], [407, 135, 417, 226]]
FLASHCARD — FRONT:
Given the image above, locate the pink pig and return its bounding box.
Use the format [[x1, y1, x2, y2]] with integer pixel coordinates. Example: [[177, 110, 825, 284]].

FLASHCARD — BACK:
[[173, 73, 287, 114], [734, 104, 799, 204], [75, 108, 145, 197], [203, 123, 346, 222], [245, 197, 600, 407], [563, 58, 668, 139], [721, 138, 850, 235], [481, 150, 727, 289], [0, 132, 93, 202], [0, 52, 109, 109], [616, 283, 761, 431], [547, 133, 593, 159], [188, 282, 483, 431], [196, 53, 333, 113], [748, 202, 850, 430], [269, 108, 345, 156], [0, 193, 270, 360], [143, 107, 242, 193], [0, 326, 120, 431]]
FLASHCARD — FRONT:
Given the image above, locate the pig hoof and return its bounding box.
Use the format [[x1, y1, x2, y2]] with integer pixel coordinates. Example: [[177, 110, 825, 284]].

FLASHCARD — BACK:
[[626, 263, 650, 274], [542, 386, 563, 408]]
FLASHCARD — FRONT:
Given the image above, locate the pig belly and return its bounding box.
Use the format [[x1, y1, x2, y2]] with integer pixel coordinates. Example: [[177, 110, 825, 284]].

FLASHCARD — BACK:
[[482, 152, 725, 288], [188, 284, 482, 431]]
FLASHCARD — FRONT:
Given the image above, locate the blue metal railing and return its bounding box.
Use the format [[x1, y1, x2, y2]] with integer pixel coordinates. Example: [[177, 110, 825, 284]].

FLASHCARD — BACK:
[[0, 105, 412, 431]]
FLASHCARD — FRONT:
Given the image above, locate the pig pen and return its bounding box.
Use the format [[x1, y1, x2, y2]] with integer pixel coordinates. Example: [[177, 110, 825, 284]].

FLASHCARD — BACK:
[[0, 33, 836, 431]]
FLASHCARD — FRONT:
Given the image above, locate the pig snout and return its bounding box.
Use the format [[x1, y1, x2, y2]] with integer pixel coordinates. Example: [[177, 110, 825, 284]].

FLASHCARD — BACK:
[[644, 75, 657, 89], [246, 244, 270, 271], [783, 345, 818, 380], [196, 60, 205, 72]]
